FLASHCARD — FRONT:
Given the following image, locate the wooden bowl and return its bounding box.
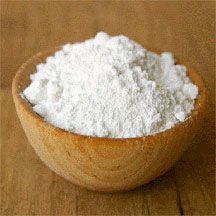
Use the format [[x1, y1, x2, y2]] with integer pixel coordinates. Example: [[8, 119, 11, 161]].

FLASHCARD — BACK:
[[12, 48, 208, 192]]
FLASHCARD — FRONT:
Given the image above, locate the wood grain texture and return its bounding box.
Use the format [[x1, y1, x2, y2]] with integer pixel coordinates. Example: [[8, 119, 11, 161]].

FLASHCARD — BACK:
[[1, 1, 215, 215]]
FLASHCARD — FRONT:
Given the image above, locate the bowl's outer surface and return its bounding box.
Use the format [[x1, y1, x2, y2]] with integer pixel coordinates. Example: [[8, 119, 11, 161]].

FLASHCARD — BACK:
[[12, 48, 208, 192]]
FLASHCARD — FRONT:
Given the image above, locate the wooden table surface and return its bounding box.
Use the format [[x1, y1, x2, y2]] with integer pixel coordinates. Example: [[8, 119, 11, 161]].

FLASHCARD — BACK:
[[1, 1, 215, 215]]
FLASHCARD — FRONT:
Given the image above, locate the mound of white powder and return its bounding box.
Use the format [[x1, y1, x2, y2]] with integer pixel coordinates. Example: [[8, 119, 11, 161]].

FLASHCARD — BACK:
[[23, 32, 198, 138]]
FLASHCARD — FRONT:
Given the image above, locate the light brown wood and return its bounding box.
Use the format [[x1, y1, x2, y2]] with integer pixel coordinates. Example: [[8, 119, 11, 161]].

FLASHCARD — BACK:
[[1, 1, 215, 215], [12, 47, 208, 192]]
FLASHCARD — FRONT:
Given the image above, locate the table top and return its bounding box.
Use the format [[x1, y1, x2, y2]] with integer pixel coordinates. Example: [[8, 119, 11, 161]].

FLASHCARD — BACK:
[[1, 1, 215, 215]]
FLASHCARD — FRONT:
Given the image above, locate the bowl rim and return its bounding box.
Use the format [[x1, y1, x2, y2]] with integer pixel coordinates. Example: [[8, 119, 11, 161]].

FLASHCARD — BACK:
[[12, 47, 209, 142]]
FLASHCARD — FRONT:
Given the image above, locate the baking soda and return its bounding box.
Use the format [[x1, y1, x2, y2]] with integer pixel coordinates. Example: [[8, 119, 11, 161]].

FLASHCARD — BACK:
[[23, 32, 198, 138]]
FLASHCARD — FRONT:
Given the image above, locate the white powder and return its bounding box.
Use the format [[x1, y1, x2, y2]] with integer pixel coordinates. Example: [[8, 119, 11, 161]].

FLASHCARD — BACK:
[[23, 32, 198, 138]]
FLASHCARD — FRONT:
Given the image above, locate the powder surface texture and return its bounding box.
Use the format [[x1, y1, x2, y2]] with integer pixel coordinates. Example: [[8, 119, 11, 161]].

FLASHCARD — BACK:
[[23, 32, 198, 138]]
